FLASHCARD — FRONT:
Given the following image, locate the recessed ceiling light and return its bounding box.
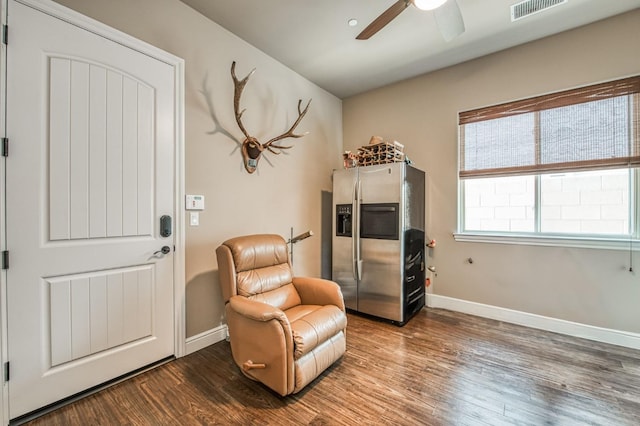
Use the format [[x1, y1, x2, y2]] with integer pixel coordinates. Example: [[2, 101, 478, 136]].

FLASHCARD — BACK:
[[348, 18, 358, 27]]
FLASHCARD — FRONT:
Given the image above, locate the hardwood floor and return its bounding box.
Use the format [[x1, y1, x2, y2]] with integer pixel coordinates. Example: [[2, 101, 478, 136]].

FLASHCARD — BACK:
[[23, 308, 640, 425]]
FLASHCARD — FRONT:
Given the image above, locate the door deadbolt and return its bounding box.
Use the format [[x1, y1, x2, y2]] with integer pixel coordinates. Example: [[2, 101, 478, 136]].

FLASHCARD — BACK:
[[160, 215, 172, 237]]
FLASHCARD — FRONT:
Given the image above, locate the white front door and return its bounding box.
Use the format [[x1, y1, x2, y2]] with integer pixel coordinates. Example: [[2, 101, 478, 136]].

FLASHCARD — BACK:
[[6, 0, 177, 418]]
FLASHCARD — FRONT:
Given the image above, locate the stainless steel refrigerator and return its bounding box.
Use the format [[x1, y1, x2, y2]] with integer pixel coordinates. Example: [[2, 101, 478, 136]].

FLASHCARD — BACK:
[[332, 162, 425, 325]]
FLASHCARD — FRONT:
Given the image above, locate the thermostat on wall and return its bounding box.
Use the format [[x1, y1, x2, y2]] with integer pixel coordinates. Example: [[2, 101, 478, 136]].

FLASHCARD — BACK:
[[185, 194, 205, 211]]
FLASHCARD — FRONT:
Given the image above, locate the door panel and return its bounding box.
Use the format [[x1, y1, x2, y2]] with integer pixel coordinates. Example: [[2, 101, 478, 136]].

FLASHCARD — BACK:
[[6, 0, 175, 418], [331, 168, 357, 310], [358, 163, 403, 320], [359, 239, 403, 321], [358, 163, 402, 205], [48, 266, 154, 367], [48, 57, 155, 241]]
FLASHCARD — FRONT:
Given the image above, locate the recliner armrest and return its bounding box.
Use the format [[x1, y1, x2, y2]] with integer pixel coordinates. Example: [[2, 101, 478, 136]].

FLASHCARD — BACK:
[[228, 296, 289, 323], [226, 296, 295, 395], [292, 277, 346, 312]]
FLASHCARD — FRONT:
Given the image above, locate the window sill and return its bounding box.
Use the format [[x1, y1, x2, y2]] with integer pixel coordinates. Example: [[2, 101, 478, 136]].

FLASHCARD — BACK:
[[453, 232, 639, 251]]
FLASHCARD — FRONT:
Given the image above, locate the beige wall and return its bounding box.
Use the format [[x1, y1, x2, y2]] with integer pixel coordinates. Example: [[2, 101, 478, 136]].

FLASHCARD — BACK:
[[344, 10, 640, 333], [53, 0, 343, 337], [45, 1, 640, 336]]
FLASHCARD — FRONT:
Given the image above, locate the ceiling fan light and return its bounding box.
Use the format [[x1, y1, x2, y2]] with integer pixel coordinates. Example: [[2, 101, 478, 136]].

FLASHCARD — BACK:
[[413, 0, 448, 11]]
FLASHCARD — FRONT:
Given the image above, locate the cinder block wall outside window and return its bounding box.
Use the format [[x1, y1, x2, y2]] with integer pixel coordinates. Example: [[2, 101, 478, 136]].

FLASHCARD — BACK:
[[464, 169, 629, 235]]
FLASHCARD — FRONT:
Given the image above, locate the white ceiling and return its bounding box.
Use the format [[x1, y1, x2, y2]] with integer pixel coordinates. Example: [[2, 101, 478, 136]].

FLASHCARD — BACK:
[[179, 0, 640, 99]]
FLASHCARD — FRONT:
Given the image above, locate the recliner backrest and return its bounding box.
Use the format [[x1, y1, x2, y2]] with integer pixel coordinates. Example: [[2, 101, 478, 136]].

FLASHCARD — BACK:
[[218, 234, 301, 311]]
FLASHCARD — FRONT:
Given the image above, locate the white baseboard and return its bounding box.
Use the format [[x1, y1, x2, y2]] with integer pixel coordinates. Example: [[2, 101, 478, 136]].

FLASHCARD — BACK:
[[185, 325, 228, 355], [426, 294, 640, 350]]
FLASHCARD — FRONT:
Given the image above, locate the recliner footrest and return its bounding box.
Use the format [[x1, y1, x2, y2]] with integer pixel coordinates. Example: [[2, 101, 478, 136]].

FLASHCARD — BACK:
[[290, 305, 347, 359]]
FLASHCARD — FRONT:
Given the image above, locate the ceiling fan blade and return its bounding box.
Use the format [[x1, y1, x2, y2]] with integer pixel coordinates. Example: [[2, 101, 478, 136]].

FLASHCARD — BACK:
[[356, 0, 410, 40], [434, 0, 465, 42]]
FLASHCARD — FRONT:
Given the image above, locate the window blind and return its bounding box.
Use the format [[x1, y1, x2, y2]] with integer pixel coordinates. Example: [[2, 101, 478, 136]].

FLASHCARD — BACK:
[[459, 76, 640, 178]]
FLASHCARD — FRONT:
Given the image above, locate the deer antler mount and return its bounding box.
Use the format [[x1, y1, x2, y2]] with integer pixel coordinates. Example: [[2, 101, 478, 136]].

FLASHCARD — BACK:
[[231, 61, 312, 174]]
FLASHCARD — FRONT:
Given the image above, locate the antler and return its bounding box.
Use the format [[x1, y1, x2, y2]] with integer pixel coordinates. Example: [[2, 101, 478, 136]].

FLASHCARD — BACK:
[[230, 61, 256, 142], [229, 61, 312, 173], [263, 99, 312, 154]]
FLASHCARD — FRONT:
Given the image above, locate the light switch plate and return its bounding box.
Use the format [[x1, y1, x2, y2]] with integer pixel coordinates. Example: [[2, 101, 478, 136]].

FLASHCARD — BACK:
[[186, 194, 205, 210], [190, 212, 199, 226]]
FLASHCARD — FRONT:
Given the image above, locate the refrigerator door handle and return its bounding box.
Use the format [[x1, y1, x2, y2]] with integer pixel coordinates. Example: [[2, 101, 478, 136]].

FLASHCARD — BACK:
[[355, 180, 362, 281], [352, 179, 358, 281]]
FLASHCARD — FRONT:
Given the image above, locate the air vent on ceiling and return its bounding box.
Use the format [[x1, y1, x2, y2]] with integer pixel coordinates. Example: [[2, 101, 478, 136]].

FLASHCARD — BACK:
[[511, 0, 567, 22]]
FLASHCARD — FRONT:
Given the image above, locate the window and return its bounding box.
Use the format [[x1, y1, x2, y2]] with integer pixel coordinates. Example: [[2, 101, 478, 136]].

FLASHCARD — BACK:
[[458, 76, 640, 242]]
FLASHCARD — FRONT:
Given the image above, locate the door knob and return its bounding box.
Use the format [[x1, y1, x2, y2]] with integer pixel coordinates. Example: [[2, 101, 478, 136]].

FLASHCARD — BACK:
[[154, 246, 171, 256]]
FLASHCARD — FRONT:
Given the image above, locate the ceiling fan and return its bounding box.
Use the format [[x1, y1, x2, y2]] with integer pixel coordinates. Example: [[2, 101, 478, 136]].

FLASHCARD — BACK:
[[356, 0, 465, 42]]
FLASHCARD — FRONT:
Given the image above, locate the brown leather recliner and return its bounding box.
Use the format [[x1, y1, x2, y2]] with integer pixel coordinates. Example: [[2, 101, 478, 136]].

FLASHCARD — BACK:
[[216, 234, 347, 396]]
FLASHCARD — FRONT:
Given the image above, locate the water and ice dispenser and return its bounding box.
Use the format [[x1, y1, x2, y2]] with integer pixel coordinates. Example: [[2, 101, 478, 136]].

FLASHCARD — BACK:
[[335, 204, 352, 237]]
